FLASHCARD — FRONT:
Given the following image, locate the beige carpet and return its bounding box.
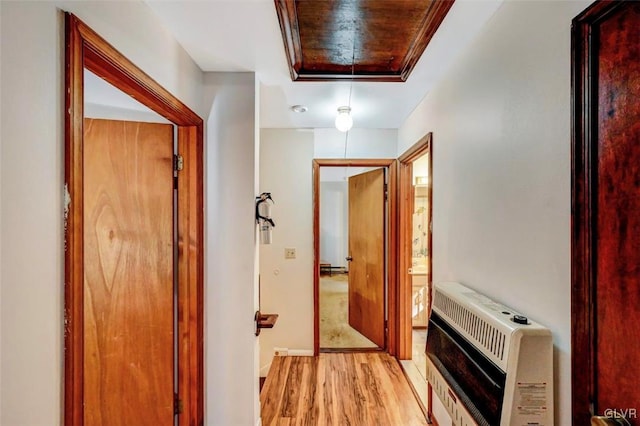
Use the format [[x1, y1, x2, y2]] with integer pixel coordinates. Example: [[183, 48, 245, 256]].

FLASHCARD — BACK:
[[319, 274, 378, 349]]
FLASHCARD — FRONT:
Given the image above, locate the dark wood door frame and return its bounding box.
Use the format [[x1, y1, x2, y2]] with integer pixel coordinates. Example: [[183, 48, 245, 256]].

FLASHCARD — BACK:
[[571, 2, 632, 424], [397, 133, 432, 360], [312, 159, 398, 355], [64, 14, 204, 426]]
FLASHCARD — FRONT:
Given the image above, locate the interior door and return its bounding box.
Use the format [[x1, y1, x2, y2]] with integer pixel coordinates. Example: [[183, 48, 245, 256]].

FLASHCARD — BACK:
[[83, 118, 175, 425], [573, 2, 640, 424], [348, 168, 386, 348]]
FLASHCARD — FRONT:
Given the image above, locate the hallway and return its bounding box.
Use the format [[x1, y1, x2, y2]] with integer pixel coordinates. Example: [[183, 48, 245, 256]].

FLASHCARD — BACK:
[[260, 352, 427, 426], [0, 1, 601, 424]]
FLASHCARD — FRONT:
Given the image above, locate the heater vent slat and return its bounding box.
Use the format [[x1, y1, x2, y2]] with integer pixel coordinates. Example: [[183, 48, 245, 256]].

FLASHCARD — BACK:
[[433, 291, 507, 363]]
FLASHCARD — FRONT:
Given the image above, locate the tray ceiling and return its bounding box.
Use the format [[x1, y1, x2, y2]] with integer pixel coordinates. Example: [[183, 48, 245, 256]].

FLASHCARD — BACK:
[[145, 0, 503, 129], [275, 0, 455, 81]]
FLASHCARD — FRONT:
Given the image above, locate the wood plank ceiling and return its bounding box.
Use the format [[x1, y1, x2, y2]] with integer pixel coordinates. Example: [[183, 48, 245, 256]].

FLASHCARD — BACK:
[[275, 0, 455, 82]]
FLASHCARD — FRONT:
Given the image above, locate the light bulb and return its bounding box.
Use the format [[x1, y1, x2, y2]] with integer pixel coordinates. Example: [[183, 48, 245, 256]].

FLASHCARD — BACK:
[[335, 106, 353, 132]]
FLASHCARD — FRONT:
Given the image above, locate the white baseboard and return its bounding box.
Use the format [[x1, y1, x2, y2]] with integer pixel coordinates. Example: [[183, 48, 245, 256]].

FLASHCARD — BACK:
[[287, 349, 314, 356], [260, 349, 314, 377]]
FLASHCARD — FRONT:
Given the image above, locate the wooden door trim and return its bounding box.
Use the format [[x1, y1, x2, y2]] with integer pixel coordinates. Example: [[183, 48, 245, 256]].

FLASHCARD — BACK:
[[398, 133, 432, 163], [571, 2, 624, 424], [397, 133, 432, 360], [312, 159, 398, 355], [64, 14, 204, 426]]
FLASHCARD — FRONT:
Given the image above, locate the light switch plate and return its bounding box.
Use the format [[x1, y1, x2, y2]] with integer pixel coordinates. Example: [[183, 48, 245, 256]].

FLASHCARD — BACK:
[[284, 248, 296, 259]]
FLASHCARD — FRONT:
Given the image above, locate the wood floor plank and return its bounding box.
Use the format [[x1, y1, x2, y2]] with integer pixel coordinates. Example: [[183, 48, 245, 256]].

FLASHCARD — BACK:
[[261, 356, 291, 421], [357, 359, 389, 425], [299, 361, 319, 426], [261, 353, 427, 426], [316, 354, 328, 425], [281, 357, 304, 418]]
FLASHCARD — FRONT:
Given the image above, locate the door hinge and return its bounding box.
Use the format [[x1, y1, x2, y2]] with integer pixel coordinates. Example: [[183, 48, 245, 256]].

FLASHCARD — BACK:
[[384, 183, 388, 200], [174, 393, 183, 415], [174, 154, 184, 172]]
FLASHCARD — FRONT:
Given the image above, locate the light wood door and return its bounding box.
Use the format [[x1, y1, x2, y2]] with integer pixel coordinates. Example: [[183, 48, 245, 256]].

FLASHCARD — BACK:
[[83, 118, 175, 425], [348, 168, 385, 348], [573, 2, 640, 424]]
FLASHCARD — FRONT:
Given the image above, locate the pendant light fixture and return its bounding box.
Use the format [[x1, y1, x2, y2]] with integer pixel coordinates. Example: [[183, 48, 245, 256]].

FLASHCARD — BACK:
[[335, 106, 353, 132]]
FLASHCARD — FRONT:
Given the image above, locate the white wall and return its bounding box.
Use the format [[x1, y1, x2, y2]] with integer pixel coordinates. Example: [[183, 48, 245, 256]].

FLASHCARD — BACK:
[[258, 127, 397, 375], [319, 181, 348, 268], [84, 69, 171, 123], [258, 129, 315, 375], [398, 1, 591, 425], [315, 127, 398, 181], [1, 7, 64, 421], [203, 72, 260, 426], [0, 2, 203, 425], [314, 128, 397, 158]]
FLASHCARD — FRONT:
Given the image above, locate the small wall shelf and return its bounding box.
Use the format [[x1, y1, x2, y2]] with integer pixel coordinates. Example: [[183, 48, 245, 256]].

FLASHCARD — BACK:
[[255, 311, 279, 336]]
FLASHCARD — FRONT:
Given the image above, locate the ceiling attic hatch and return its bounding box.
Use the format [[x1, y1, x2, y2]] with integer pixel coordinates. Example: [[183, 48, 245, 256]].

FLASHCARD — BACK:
[[274, 0, 455, 82]]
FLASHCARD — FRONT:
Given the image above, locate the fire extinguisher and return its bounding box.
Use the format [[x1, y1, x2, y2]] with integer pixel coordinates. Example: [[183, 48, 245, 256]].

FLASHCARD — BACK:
[[256, 192, 275, 244]]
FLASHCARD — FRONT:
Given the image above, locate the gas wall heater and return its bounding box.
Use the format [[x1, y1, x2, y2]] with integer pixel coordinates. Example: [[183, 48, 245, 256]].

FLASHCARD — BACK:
[[426, 282, 553, 426]]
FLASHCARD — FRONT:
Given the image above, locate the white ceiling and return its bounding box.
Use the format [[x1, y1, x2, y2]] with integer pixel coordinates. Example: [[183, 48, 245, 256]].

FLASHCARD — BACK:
[[145, 0, 503, 130]]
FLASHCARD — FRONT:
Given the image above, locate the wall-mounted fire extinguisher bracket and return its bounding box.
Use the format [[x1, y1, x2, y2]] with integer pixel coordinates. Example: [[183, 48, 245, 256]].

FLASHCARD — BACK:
[[256, 192, 275, 244]]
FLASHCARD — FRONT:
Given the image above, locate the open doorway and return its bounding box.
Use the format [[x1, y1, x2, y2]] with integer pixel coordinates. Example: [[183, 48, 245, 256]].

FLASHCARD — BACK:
[[407, 152, 431, 377], [65, 15, 204, 425], [319, 166, 384, 350], [397, 134, 433, 411], [312, 159, 399, 355]]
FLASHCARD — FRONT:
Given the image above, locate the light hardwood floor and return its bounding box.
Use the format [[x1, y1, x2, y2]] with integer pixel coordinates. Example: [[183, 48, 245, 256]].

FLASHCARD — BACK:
[[260, 352, 428, 426]]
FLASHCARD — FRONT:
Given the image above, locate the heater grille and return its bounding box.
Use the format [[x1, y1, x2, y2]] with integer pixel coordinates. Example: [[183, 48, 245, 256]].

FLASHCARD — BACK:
[[433, 291, 506, 363], [427, 360, 478, 426], [428, 282, 554, 426]]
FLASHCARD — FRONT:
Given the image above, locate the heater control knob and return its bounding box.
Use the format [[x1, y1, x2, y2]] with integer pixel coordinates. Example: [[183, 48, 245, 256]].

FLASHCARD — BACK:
[[512, 315, 529, 325]]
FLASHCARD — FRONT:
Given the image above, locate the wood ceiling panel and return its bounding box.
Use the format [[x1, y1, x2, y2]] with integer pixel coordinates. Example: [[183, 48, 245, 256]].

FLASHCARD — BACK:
[[275, 0, 455, 82]]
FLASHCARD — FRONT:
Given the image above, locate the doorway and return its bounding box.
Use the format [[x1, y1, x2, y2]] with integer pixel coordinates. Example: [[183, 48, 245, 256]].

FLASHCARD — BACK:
[[406, 152, 431, 378], [312, 159, 399, 355], [65, 14, 204, 426], [319, 166, 384, 350], [397, 134, 433, 361], [571, 2, 640, 424], [396, 134, 433, 411]]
